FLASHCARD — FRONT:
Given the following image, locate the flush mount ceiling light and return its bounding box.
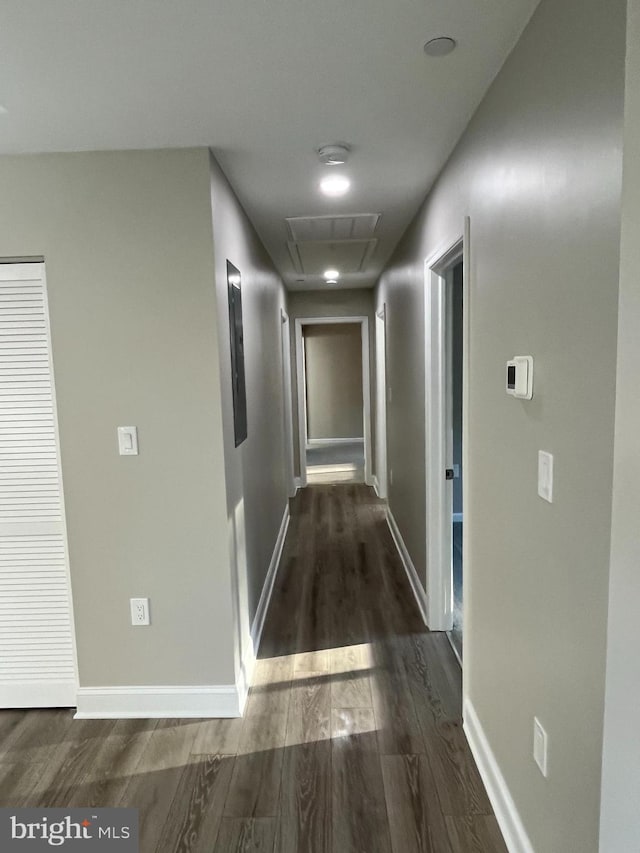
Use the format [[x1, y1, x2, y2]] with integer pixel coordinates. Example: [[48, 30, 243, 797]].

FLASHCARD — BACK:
[[317, 143, 350, 166], [324, 269, 340, 280], [320, 174, 351, 197], [423, 36, 457, 57], [326, 279, 338, 286]]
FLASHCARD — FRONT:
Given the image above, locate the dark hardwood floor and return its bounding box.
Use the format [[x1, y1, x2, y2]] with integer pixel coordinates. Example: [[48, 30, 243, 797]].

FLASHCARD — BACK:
[[0, 484, 506, 852]]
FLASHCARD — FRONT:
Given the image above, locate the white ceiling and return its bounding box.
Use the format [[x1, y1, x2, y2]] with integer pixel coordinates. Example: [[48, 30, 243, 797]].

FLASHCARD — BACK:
[[0, 0, 539, 291]]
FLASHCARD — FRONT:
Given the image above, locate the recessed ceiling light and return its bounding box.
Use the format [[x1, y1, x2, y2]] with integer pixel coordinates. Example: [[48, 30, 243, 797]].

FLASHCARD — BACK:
[[320, 174, 350, 197], [318, 144, 350, 166], [423, 36, 457, 57], [324, 269, 340, 280], [326, 279, 338, 286]]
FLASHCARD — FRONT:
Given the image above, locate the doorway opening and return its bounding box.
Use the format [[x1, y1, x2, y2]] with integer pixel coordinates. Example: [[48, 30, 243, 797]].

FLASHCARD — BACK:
[[424, 222, 469, 667], [280, 309, 296, 497], [294, 316, 372, 487], [374, 306, 388, 499], [448, 260, 464, 662]]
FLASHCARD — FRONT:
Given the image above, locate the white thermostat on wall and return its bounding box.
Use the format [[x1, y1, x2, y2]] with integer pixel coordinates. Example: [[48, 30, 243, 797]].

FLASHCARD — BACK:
[[506, 356, 534, 400]]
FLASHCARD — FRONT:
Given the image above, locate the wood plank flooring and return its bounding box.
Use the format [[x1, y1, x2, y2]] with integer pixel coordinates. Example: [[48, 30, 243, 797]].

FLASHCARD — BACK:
[[0, 484, 506, 853]]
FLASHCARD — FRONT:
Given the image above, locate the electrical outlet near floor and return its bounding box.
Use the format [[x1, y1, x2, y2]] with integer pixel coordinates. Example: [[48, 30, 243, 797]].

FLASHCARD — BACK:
[[130, 597, 150, 626], [533, 716, 548, 777]]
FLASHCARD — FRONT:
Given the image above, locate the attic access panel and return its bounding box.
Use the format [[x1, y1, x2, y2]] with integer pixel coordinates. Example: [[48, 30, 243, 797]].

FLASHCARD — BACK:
[[227, 260, 247, 447], [286, 239, 378, 275], [286, 213, 380, 242]]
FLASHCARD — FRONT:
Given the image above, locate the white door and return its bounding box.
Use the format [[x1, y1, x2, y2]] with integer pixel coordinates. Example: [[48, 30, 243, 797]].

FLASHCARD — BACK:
[[0, 263, 77, 708], [375, 308, 388, 499]]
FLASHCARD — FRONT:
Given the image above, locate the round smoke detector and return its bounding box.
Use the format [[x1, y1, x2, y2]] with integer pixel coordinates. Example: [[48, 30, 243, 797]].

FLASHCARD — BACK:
[[423, 37, 457, 57], [317, 144, 350, 166]]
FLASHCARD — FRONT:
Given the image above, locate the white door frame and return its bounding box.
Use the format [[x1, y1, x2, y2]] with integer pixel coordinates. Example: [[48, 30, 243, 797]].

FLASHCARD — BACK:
[[375, 306, 388, 499], [280, 309, 296, 497], [424, 219, 471, 631], [294, 316, 372, 488]]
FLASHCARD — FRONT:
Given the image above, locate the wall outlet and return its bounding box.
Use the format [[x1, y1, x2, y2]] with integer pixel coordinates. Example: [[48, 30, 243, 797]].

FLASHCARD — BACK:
[[130, 597, 150, 626], [533, 716, 548, 777]]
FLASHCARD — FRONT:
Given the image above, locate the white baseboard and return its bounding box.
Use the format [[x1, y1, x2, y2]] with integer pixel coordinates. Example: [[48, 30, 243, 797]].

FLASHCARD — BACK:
[[75, 685, 242, 719], [386, 507, 429, 626], [453, 512, 463, 523], [306, 437, 364, 446], [463, 698, 535, 853], [250, 503, 290, 658], [75, 505, 292, 722], [234, 503, 290, 715]]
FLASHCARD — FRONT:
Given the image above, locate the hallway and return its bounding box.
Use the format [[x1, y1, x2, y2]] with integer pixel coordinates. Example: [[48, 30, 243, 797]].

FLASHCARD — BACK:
[[0, 484, 505, 852], [0, 0, 633, 845], [0, 485, 505, 853], [256, 483, 506, 852]]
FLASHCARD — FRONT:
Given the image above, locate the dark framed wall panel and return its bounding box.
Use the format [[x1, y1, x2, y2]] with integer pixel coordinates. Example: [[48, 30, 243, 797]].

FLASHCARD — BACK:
[[227, 261, 247, 446]]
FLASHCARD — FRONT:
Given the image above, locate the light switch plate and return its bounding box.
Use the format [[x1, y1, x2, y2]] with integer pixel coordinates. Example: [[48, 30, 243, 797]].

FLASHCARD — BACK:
[[538, 451, 553, 503], [118, 426, 139, 456]]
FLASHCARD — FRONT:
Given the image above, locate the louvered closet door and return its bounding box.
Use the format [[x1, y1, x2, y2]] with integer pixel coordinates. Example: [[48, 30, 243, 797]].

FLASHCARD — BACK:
[[0, 263, 77, 708]]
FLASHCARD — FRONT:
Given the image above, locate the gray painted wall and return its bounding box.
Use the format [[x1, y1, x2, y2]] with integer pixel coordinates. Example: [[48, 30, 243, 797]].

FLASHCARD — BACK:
[[375, 0, 624, 849], [208, 152, 288, 674], [304, 324, 363, 440], [287, 289, 375, 478], [0, 149, 236, 686], [600, 0, 640, 847]]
